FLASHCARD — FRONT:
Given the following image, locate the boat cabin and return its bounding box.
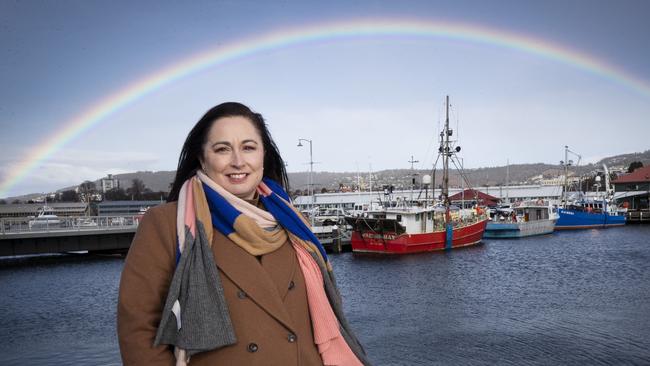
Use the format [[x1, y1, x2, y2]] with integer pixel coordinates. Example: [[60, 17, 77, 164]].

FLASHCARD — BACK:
[[360, 205, 476, 235]]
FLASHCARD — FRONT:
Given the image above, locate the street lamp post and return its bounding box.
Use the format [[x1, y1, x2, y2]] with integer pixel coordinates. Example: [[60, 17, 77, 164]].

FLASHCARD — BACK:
[[297, 138, 314, 224]]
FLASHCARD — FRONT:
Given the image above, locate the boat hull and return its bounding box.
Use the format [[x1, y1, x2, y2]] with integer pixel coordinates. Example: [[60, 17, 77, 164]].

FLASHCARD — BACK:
[[484, 218, 557, 238], [556, 208, 626, 230], [350, 219, 488, 254]]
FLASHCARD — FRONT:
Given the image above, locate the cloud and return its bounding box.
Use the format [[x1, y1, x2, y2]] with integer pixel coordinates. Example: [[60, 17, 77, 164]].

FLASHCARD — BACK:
[[48, 148, 160, 165], [0, 148, 162, 197]]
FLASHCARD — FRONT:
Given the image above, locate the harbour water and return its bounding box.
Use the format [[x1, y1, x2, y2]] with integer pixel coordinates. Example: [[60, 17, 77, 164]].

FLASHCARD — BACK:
[[1, 225, 649, 365]]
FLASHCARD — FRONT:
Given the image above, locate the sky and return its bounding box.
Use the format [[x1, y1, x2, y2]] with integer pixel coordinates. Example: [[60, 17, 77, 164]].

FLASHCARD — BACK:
[[1, 0, 649, 198]]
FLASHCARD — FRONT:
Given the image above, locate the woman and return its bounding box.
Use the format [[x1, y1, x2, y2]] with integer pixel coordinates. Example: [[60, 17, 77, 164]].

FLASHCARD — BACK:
[[117, 102, 370, 365]]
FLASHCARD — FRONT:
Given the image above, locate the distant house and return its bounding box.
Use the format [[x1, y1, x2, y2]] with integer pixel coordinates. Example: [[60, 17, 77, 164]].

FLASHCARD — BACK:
[[612, 166, 650, 213], [101, 174, 120, 193], [448, 189, 499, 208]]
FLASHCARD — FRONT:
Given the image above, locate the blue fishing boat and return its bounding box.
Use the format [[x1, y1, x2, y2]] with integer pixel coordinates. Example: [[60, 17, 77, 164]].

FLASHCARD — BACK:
[[555, 146, 626, 230], [556, 200, 626, 229]]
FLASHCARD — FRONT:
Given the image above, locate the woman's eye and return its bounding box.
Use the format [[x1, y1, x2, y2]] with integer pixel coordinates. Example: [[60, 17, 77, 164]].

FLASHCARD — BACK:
[[243, 145, 257, 151], [214, 147, 229, 153]]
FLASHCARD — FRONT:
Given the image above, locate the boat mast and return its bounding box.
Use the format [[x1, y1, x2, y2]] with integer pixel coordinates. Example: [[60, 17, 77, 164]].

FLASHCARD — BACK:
[[563, 145, 569, 208], [439, 95, 456, 249], [368, 163, 372, 193], [442, 95, 451, 219], [409, 155, 419, 206], [602, 163, 611, 198], [506, 159, 510, 204], [602, 163, 611, 211], [561, 145, 581, 208]]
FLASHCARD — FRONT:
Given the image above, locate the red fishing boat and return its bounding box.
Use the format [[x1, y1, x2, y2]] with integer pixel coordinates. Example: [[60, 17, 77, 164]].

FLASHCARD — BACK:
[[345, 96, 488, 254]]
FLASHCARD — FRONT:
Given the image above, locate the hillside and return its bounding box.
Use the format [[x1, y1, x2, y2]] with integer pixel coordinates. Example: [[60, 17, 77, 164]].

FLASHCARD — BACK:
[[2, 150, 649, 202], [289, 150, 650, 192], [107, 171, 177, 192]]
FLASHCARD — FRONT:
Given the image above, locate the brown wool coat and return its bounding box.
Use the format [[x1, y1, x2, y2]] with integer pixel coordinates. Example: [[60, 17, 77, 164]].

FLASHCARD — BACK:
[[117, 202, 324, 365]]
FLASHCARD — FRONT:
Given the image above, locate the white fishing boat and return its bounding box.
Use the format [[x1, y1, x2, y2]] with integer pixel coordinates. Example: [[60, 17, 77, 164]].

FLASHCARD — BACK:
[[28, 206, 61, 229], [484, 200, 557, 238]]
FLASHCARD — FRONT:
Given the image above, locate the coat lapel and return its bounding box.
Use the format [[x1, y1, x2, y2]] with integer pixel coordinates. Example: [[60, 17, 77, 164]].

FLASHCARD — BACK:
[[211, 230, 296, 332], [260, 240, 297, 301]]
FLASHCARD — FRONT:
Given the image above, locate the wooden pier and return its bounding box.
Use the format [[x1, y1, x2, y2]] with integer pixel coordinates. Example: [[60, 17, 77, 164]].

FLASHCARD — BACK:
[[312, 225, 352, 253], [0, 216, 138, 256], [1, 215, 353, 256], [626, 209, 650, 224]]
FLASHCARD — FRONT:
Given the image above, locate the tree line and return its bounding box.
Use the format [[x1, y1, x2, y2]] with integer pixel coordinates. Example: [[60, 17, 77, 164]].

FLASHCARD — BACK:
[[0, 179, 168, 204]]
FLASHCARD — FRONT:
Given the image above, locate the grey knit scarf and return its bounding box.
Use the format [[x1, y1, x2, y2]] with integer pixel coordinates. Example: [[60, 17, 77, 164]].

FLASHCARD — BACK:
[[153, 222, 236, 356]]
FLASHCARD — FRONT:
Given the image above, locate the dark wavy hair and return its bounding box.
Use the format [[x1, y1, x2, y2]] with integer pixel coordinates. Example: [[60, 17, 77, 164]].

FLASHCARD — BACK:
[[167, 102, 289, 202]]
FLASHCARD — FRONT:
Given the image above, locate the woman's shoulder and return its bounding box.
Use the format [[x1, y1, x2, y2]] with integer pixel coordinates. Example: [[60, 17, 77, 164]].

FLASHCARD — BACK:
[[129, 202, 179, 261], [136, 202, 178, 237], [144, 201, 178, 220]]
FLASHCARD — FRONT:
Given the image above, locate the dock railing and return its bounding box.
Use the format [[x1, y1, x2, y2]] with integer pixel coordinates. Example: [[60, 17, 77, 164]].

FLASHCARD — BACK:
[[1, 215, 141, 235]]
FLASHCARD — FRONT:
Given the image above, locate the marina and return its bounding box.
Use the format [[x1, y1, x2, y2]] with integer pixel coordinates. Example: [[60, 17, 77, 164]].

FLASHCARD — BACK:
[[0, 92, 646, 364], [2, 225, 649, 365], [0, 124, 647, 365]]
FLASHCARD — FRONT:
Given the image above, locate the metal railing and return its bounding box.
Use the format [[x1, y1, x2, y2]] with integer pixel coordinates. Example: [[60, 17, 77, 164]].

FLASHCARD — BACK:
[[1, 215, 141, 235]]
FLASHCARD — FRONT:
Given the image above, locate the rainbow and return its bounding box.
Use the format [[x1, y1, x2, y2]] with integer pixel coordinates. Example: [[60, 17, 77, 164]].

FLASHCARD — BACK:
[[2, 17, 649, 197]]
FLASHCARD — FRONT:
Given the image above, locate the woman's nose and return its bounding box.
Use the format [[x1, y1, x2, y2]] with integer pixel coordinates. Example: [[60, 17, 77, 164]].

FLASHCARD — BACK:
[[230, 150, 244, 167]]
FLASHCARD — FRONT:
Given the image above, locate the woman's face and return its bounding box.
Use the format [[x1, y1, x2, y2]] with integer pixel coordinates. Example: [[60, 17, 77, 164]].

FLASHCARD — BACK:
[[201, 116, 265, 199]]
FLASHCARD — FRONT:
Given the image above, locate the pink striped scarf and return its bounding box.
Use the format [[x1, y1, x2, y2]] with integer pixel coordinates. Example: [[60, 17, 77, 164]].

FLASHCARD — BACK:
[[175, 172, 363, 365]]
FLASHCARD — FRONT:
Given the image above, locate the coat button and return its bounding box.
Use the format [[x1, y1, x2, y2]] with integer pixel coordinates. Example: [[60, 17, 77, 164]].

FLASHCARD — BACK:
[[247, 343, 258, 352], [237, 290, 247, 299], [287, 333, 297, 343], [288, 281, 295, 290]]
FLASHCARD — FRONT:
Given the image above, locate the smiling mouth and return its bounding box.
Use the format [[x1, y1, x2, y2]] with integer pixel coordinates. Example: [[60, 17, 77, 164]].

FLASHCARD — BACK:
[[226, 173, 248, 182]]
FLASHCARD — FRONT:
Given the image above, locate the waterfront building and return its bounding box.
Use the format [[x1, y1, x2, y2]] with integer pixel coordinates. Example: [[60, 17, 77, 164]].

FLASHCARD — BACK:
[[96, 200, 163, 216], [101, 174, 120, 193], [293, 184, 563, 211], [0, 202, 88, 218], [612, 166, 650, 222], [535, 174, 580, 186], [448, 189, 499, 208]]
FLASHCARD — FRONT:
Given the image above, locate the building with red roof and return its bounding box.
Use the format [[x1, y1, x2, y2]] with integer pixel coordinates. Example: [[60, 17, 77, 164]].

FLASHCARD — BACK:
[[613, 165, 650, 187], [448, 189, 500, 207], [612, 166, 650, 222]]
